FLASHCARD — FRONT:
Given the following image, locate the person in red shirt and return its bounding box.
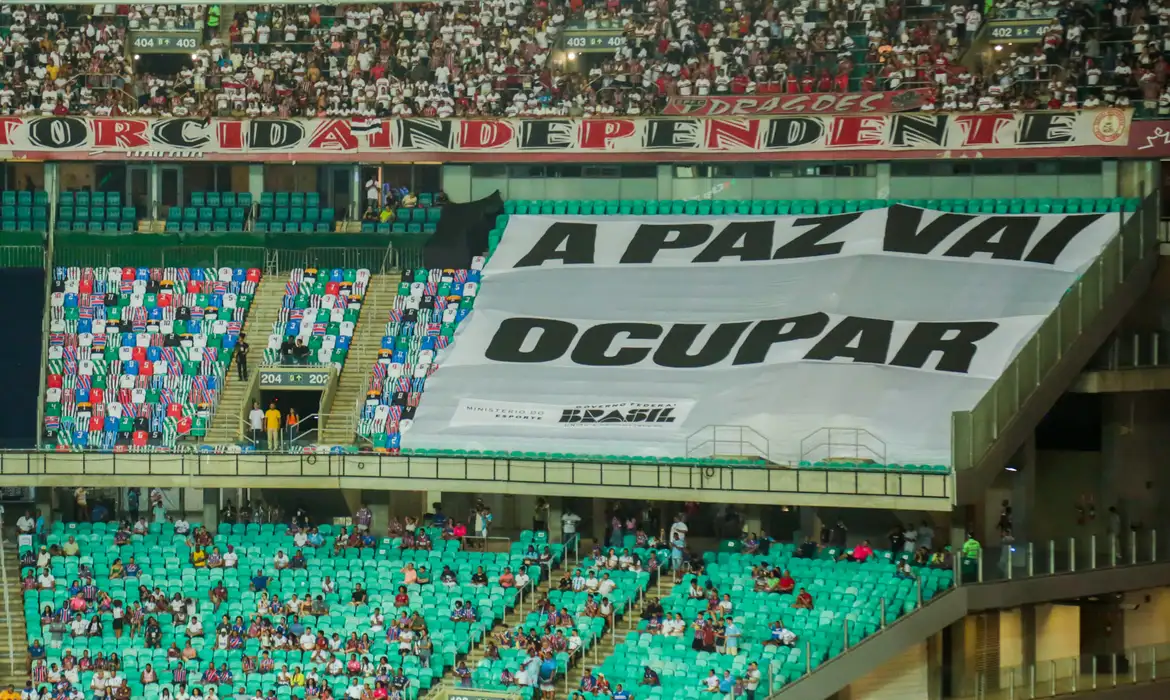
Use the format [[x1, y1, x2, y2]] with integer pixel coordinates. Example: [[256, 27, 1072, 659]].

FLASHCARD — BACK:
[[843, 540, 874, 562], [793, 588, 814, 610], [816, 71, 832, 92], [777, 571, 796, 594], [834, 70, 850, 92]]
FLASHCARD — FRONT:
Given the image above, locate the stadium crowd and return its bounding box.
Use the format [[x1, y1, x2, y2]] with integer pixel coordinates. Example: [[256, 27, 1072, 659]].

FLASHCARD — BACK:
[[0, 0, 1165, 118]]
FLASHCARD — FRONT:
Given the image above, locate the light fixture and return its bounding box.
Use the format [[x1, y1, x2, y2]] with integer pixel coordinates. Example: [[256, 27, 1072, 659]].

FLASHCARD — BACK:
[[994, 44, 1003, 52], [567, 51, 577, 60]]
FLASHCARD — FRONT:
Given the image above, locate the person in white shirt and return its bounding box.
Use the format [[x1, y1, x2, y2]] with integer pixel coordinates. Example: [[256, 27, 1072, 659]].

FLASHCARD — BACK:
[[273, 551, 290, 569], [560, 509, 581, 544], [248, 402, 264, 445], [185, 617, 203, 637], [223, 547, 238, 568], [15, 511, 35, 535], [38, 569, 55, 589], [71, 616, 90, 637], [598, 574, 617, 596]]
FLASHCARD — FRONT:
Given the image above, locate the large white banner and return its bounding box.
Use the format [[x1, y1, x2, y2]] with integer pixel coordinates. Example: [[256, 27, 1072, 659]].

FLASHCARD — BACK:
[[404, 205, 1122, 464]]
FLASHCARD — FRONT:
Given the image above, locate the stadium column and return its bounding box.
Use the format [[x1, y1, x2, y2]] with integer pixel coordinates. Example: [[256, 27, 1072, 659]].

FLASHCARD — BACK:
[[387, 491, 429, 521], [1009, 435, 1037, 547], [36, 488, 54, 529], [202, 488, 220, 533], [799, 507, 822, 544], [248, 165, 264, 208], [741, 505, 762, 538], [548, 499, 564, 543], [350, 167, 363, 220], [592, 499, 607, 546]]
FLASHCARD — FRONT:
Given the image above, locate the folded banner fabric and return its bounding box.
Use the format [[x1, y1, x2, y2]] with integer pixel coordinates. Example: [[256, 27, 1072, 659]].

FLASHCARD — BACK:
[[404, 205, 1123, 464]]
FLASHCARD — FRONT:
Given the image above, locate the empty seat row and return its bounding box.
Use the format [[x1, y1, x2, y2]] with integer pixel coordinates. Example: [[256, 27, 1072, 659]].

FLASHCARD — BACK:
[[4, 189, 48, 207], [166, 206, 249, 223], [190, 191, 253, 209], [489, 197, 1142, 252], [253, 222, 334, 234], [59, 206, 133, 222], [61, 222, 134, 233], [502, 197, 1140, 218], [1, 220, 48, 233], [394, 207, 441, 223], [60, 191, 119, 207], [164, 221, 249, 233], [256, 206, 336, 223], [260, 191, 321, 208], [361, 221, 437, 234]]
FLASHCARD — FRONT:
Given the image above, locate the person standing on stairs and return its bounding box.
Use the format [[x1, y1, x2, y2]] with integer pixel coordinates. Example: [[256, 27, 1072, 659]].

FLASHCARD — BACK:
[[265, 403, 282, 450], [249, 402, 264, 446], [236, 334, 250, 380]]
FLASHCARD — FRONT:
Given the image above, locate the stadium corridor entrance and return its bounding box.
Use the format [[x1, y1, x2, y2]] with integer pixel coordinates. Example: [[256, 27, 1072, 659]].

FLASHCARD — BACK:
[[259, 389, 323, 445]]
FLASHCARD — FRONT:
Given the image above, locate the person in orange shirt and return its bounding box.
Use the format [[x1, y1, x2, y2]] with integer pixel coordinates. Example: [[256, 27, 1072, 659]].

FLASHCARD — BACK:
[[286, 408, 299, 446]]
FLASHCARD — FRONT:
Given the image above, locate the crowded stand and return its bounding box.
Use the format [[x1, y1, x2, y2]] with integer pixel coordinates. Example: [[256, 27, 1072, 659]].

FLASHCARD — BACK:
[[17, 508, 565, 700], [0, 0, 1166, 117], [10, 499, 959, 700]]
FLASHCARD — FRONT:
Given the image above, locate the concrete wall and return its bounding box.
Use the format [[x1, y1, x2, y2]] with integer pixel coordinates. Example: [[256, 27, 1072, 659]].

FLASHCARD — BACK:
[[1035, 604, 1081, 681], [840, 643, 929, 700], [1099, 391, 1170, 535], [1122, 588, 1170, 649], [1033, 450, 1104, 541]]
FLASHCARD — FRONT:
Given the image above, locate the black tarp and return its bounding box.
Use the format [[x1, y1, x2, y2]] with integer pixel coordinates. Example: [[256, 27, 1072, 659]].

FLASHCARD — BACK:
[[0, 268, 44, 448], [423, 192, 504, 270]]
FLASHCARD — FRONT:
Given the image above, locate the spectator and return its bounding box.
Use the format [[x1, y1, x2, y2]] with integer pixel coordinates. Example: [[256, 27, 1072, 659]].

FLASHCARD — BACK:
[[264, 402, 282, 449]]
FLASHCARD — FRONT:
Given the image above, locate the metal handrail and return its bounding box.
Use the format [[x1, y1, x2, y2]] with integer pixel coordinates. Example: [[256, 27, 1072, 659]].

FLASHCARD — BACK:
[[0, 514, 17, 676]]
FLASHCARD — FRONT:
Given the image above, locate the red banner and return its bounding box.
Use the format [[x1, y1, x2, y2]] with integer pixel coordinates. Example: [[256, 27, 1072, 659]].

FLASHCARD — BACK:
[[662, 90, 934, 117]]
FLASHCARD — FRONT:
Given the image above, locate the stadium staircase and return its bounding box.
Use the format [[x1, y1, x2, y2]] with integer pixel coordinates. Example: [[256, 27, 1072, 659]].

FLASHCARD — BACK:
[[202, 275, 285, 444], [0, 545, 27, 689], [446, 557, 571, 691], [562, 577, 679, 697], [319, 271, 401, 444]]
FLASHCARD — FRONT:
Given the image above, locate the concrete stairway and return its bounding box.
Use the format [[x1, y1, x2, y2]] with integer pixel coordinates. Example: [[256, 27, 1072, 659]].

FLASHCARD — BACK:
[[319, 272, 401, 444], [0, 547, 28, 689], [436, 558, 571, 691], [202, 275, 286, 444], [561, 576, 678, 698]]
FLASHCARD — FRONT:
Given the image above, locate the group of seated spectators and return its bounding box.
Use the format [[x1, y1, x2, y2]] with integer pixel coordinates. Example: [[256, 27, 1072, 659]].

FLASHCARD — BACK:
[[0, 0, 1167, 118]]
